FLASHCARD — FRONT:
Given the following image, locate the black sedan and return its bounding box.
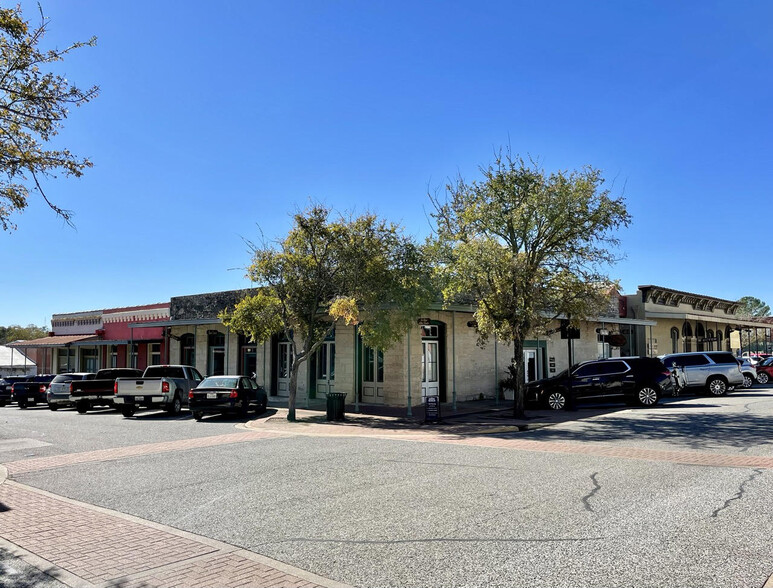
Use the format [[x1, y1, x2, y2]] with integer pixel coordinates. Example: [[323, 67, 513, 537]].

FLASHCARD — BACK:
[[188, 375, 268, 421]]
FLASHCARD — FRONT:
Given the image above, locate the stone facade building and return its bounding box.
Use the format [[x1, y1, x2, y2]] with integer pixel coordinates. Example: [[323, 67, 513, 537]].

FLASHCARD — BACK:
[[624, 285, 769, 356], [132, 289, 654, 409]]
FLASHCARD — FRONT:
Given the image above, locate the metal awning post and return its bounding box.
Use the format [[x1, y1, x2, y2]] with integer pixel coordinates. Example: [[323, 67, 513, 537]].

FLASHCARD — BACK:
[[226, 326, 230, 373], [452, 310, 457, 412], [406, 328, 412, 418], [494, 333, 499, 406], [354, 324, 360, 414]]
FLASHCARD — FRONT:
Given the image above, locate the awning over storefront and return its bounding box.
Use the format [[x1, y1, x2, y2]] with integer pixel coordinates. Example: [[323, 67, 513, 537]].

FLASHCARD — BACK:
[[70, 339, 130, 347], [127, 318, 222, 328], [590, 316, 656, 327], [645, 312, 769, 329], [7, 334, 98, 348]]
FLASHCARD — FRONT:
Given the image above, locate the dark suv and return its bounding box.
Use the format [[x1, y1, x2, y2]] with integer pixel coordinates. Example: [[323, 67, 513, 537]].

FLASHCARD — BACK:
[[526, 357, 675, 410]]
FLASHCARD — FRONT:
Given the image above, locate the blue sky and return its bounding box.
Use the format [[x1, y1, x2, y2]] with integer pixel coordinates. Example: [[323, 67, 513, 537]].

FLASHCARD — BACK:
[[2, 1, 772, 326]]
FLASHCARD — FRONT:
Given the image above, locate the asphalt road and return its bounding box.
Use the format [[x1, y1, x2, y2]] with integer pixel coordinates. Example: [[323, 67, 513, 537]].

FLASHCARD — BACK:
[[2, 390, 773, 588]]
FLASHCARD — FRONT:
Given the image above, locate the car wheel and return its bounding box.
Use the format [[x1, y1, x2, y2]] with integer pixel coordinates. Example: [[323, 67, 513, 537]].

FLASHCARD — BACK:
[[636, 386, 660, 407], [545, 391, 567, 410], [0, 401, 6, 407], [18, 399, 27, 409], [193, 410, 204, 421], [76, 401, 89, 414], [167, 393, 182, 415], [707, 376, 728, 396], [757, 372, 769, 385], [743, 374, 755, 388], [121, 406, 135, 418], [255, 399, 267, 414], [48, 403, 58, 411]]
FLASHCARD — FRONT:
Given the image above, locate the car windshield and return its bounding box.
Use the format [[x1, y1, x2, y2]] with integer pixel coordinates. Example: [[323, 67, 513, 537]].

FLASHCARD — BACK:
[[200, 377, 239, 388], [52, 374, 89, 383]]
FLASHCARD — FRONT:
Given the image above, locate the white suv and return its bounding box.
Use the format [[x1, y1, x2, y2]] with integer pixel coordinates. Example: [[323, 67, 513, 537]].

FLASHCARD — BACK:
[[660, 352, 744, 396]]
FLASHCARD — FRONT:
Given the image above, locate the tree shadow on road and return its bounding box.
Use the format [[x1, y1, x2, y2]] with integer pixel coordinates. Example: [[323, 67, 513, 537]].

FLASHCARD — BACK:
[[519, 406, 773, 452]]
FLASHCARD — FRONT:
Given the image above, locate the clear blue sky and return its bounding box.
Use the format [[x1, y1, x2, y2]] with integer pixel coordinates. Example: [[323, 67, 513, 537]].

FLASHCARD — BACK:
[[2, 1, 772, 326]]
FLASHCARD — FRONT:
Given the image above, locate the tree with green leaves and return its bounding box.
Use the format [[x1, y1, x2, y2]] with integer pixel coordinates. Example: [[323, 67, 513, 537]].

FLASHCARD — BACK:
[[737, 296, 770, 318], [221, 205, 433, 421], [736, 296, 771, 353], [0, 5, 98, 230], [431, 152, 630, 418], [0, 323, 48, 344]]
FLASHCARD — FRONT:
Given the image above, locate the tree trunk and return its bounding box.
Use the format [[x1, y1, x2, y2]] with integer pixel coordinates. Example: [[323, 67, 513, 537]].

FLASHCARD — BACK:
[[288, 364, 299, 422], [512, 337, 526, 419]]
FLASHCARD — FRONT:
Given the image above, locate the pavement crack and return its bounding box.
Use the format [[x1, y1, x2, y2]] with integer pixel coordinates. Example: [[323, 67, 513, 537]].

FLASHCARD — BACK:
[[581, 472, 601, 513], [710, 468, 764, 519]]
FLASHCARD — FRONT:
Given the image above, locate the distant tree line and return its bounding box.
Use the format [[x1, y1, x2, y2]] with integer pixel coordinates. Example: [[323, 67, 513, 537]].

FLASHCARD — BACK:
[[0, 324, 48, 345]]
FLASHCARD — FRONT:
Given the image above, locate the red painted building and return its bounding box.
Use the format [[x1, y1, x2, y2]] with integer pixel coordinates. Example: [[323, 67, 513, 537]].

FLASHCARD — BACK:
[[101, 304, 170, 371], [8, 303, 170, 374]]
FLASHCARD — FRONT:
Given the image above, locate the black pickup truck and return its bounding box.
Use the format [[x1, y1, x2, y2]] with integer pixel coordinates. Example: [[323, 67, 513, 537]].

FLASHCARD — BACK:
[[0, 376, 30, 406], [69, 368, 143, 413], [12, 374, 56, 408]]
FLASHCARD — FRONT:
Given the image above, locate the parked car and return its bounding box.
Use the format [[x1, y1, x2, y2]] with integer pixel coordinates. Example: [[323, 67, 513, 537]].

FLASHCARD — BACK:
[[660, 352, 744, 396], [737, 358, 758, 389], [755, 358, 773, 384], [0, 375, 30, 406], [69, 368, 143, 413], [525, 357, 675, 410], [11, 375, 56, 408], [47, 372, 95, 410], [114, 365, 204, 417], [189, 375, 268, 421]]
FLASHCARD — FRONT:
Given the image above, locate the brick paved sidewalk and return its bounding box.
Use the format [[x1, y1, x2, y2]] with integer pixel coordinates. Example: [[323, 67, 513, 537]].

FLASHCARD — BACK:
[[0, 481, 351, 588]]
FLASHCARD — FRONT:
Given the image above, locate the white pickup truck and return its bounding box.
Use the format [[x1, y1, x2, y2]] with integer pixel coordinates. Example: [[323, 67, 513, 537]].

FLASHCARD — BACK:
[[114, 365, 204, 417]]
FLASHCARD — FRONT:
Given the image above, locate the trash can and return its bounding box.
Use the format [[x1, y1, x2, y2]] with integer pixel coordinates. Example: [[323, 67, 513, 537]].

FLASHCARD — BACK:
[[326, 392, 347, 421]]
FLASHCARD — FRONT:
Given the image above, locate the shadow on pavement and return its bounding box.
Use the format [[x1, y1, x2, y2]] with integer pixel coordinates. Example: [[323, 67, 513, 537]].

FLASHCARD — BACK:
[[521, 409, 773, 452], [194, 408, 278, 423], [0, 548, 60, 588]]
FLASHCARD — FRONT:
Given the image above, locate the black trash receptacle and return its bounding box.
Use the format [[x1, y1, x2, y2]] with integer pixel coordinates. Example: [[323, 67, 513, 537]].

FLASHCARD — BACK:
[[326, 392, 347, 421]]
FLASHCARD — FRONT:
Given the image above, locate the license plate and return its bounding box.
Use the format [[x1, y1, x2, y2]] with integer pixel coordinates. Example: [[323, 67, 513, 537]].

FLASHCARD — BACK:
[[206, 393, 217, 399]]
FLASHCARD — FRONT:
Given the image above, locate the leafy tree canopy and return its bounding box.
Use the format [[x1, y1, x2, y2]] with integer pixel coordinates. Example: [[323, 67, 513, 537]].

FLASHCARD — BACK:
[[0, 5, 98, 230], [431, 151, 630, 417], [737, 296, 770, 318], [0, 323, 48, 344], [221, 204, 434, 420]]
